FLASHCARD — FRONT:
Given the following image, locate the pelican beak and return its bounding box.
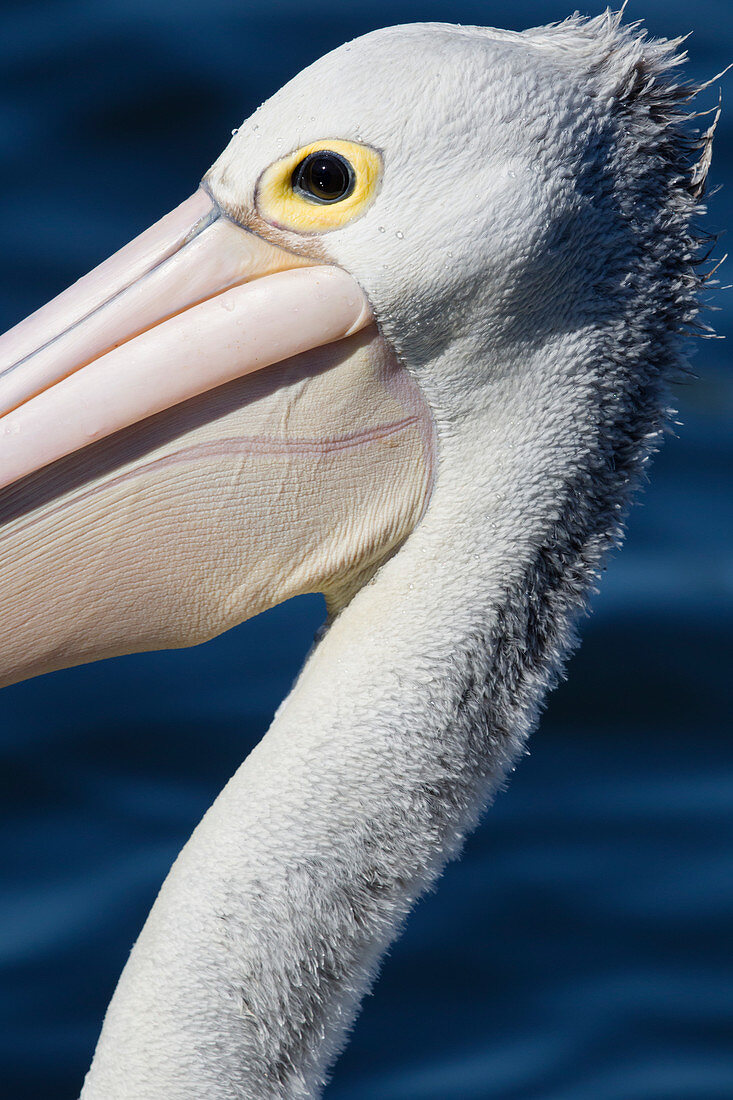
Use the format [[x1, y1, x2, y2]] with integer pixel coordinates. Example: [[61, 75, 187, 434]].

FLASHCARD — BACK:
[[0, 189, 432, 687], [0, 189, 370, 488]]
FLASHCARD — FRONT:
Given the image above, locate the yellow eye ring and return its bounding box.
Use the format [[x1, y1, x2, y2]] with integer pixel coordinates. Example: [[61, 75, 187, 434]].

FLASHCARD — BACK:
[[256, 139, 382, 234]]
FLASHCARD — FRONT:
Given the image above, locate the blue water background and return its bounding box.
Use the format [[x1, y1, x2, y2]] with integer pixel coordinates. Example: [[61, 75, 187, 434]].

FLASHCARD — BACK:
[[0, 1, 731, 1096]]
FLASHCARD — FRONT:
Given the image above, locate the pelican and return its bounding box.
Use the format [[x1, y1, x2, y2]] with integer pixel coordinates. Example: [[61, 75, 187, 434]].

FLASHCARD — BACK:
[[0, 10, 717, 1098]]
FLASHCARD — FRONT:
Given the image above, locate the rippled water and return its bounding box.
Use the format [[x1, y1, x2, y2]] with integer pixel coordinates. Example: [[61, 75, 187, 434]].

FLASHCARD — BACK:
[[0, 2, 731, 1097]]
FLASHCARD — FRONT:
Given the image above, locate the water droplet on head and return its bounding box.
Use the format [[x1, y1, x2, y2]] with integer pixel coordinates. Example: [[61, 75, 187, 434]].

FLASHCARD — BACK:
[[378, 225, 386, 233], [508, 169, 516, 179], [231, 127, 239, 136], [395, 230, 404, 240]]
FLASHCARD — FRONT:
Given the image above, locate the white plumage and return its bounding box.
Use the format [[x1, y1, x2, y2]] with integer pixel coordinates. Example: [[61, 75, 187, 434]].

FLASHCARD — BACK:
[[0, 11, 717, 1099]]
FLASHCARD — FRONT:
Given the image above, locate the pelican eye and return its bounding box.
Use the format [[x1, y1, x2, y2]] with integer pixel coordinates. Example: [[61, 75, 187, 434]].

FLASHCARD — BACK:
[[292, 151, 355, 204], [256, 139, 382, 234]]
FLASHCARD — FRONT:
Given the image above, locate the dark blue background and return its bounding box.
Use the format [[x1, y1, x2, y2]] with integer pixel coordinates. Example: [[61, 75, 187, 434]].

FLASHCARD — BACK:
[[1, 2, 731, 1097]]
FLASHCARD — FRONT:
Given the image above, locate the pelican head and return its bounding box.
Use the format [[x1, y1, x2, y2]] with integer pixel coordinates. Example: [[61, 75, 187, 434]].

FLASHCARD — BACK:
[[0, 12, 715, 1096], [0, 15, 706, 688]]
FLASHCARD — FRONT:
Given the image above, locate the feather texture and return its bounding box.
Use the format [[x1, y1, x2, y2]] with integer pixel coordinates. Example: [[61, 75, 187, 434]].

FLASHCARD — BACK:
[[81, 12, 719, 1098]]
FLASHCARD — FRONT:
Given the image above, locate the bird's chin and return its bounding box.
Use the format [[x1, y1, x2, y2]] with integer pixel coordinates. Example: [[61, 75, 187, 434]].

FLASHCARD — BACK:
[[0, 323, 434, 688]]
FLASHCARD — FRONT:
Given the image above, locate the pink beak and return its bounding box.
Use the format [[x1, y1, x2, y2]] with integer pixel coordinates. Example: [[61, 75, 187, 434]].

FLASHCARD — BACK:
[[0, 188, 371, 490]]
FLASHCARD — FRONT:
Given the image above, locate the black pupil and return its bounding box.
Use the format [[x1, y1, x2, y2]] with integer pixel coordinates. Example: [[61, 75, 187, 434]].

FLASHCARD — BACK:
[[294, 152, 353, 203]]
